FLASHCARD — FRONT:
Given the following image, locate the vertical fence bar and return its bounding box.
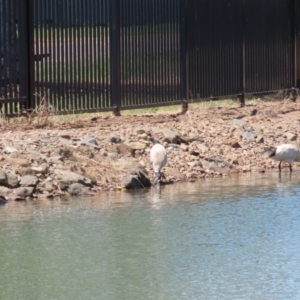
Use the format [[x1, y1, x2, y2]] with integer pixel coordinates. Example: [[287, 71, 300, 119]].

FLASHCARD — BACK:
[[180, 0, 188, 103], [295, 0, 300, 87], [109, 0, 121, 113]]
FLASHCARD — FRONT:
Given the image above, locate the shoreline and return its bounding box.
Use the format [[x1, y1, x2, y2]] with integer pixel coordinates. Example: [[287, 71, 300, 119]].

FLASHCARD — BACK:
[[0, 99, 299, 201]]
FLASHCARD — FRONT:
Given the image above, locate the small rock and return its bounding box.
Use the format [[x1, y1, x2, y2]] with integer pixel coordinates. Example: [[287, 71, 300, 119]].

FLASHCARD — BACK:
[[107, 152, 119, 159], [285, 132, 297, 141], [108, 137, 122, 143], [17, 167, 36, 176], [188, 161, 198, 168], [240, 129, 256, 141], [242, 165, 251, 172], [256, 135, 264, 143], [5, 157, 31, 167], [114, 143, 133, 157], [180, 144, 188, 151], [60, 134, 71, 139], [77, 138, 100, 150], [201, 160, 219, 171], [128, 142, 147, 150], [138, 133, 148, 141], [155, 127, 179, 144], [136, 129, 147, 135], [46, 156, 64, 164], [196, 144, 208, 153], [31, 163, 49, 174], [52, 147, 72, 158], [230, 119, 248, 127], [4, 146, 18, 153], [224, 139, 241, 148], [188, 133, 202, 142]]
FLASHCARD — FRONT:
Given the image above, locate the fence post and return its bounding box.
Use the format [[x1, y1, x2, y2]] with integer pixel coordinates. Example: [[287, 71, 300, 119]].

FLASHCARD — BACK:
[[109, 0, 121, 115], [180, 0, 189, 113], [292, 0, 300, 91], [18, 0, 34, 110], [238, 0, 245, 107]]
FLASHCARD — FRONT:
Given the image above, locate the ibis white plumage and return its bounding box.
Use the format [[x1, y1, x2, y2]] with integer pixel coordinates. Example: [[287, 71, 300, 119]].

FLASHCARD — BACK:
[[263, 143, 300, 172], [149, 138, 167, 185]]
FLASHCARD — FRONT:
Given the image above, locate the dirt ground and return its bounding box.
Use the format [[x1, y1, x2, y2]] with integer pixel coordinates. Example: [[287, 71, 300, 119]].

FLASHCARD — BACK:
[[0, 97, 300, 200]]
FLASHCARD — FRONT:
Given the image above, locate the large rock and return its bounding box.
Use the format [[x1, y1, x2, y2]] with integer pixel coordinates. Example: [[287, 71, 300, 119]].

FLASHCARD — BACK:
[[0, 169, 7, 185], [6, 173, 19, 188], [19, 175, 39, 187], [12, 187, 35, 200], [121, 168, 151, 189], [0, 169, 18, 188], [155, 127, 179, 144], [0, 186, 11, 199], [68, 183, 89, 196], [0, 198, 7, 205], [53, 170, 95, 189]]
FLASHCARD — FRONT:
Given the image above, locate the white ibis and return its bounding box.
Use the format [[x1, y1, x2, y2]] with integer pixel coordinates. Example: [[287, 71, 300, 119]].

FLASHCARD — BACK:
[[263, 143, 300, 172], [149, 138, 167, 185]]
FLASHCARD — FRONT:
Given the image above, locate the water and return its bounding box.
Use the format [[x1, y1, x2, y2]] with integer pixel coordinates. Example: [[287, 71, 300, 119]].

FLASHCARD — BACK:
[[1, 172, 300, 300]]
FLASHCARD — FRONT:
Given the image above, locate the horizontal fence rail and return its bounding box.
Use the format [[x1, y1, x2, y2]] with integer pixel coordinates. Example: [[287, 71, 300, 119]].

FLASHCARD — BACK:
[[0, 0, 300, 116]]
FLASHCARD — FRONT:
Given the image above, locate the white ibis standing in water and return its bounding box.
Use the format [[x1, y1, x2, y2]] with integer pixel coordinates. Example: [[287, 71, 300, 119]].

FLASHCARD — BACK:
[[263, 143, 300, 172], [149, 138, 167, 185]]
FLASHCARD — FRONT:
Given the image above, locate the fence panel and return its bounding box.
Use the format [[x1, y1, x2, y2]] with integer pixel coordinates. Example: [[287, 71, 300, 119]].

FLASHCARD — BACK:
[[0, 0, 29, 115], [33, 0, 111, 113], [244, 0, 293, 94], [187, 0, 242, 100], [119, 0, 181, 108]]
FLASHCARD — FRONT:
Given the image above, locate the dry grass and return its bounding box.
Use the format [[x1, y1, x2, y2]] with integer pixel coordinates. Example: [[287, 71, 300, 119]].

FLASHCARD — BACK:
[[1, 89, 299, 130]]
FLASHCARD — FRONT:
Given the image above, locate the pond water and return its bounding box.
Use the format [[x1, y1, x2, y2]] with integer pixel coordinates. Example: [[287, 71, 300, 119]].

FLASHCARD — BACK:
[[0, 172, 300, 300]]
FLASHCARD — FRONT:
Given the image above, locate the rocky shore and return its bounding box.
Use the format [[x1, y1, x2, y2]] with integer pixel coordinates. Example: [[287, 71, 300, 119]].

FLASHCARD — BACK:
[[0, 99, 299, 202]]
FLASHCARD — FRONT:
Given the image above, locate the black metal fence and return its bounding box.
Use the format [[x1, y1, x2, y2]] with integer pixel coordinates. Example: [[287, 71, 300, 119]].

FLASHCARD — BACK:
[[1, 0, 300, 116]]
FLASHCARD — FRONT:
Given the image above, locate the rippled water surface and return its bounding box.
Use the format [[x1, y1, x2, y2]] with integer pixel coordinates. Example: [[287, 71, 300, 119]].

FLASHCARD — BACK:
[[1, 172, 300, 300]]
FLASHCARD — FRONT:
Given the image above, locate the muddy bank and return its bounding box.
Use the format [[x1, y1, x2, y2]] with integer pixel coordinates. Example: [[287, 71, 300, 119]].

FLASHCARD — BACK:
[[0, 99, 299, 202]]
